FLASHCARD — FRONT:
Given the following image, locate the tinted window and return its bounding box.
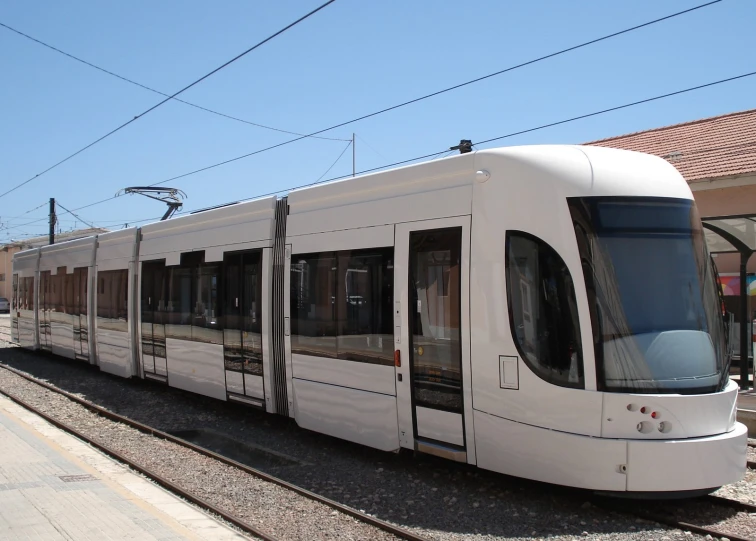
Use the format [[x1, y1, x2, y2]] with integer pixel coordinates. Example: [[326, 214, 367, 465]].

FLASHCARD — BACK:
[[97, 269, 129, 332], [223, 250, 263, 374], [291, 252, 338, 358], [291, 247, 394, 365], [569, 197, 726, 394], [506, 232, 584, 389], [162, 252, 222, 345]]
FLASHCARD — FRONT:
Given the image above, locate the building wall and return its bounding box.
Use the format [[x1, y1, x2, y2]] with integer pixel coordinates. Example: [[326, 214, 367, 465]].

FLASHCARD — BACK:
[[0, 246, 22, 300]]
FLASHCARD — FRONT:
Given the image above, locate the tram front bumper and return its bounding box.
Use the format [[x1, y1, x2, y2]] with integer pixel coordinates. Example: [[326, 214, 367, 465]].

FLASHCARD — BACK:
[[624, 422, 747, 493]]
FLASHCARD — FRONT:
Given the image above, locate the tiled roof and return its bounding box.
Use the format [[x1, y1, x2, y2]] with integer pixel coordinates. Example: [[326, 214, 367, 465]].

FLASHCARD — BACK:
[[584, 108, 756, 182]]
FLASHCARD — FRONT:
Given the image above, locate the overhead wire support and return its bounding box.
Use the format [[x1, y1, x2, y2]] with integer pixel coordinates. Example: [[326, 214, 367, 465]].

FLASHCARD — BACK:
[[54, 201, 97, 229], [43, 68, 756, 222], [0, 0, 338, 201], [145, 0, 724, 188], [259, 69, 756, 194], [0, 21, 349, 143]]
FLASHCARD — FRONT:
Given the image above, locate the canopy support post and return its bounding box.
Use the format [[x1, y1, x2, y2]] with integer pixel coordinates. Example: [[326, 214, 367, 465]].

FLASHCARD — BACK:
[[740, 252, 752, 389]]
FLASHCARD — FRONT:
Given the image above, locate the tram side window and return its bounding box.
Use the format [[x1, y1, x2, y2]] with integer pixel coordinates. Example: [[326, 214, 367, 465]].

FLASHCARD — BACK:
[[290, 247, 394, 365], [290, 252, 338, 358], [11, 274, 18, 312], [22, 276, 35, 311], [164, 252, 222, 345], [97, 270, 129, 332], [506, 232, 584, 389]]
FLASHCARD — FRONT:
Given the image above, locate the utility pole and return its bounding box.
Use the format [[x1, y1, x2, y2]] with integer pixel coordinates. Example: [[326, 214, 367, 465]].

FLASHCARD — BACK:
[[49, 198, 56, 245], [352, 133, 356, 177]]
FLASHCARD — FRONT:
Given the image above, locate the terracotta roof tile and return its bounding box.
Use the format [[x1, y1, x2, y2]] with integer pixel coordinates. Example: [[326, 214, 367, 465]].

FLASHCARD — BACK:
[[583, 108, 756, 181]]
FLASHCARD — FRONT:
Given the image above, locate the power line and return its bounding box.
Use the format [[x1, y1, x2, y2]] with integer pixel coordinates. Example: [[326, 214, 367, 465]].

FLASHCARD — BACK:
[[313, 140, 352, 183], [3, 0, 722, 219], [140, 0, 723, 187], [55, 202, 97, 229], [5, 201, 48, 220], [0, 21, 349, 143], [39, 69, 756, 225], [239, 69, 756, 199], [0, 0, 338, 201], [473, 71, 756, 147]]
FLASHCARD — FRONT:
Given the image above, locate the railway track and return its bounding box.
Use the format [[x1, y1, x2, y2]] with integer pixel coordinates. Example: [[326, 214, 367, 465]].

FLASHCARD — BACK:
[[593, 494, 756, 541], [1, 322, 755, 540], [0, 361, 430, 541]]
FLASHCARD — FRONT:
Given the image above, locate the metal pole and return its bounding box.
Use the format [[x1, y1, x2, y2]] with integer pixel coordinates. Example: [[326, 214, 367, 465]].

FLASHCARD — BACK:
[[739, 252, 750, 389], [352, 133, 356, 177], [49, 198, 55, 246]]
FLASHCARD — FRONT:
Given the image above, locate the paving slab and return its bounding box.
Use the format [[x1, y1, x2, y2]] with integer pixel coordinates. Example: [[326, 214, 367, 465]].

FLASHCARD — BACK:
[[0, 395, 249, 541]]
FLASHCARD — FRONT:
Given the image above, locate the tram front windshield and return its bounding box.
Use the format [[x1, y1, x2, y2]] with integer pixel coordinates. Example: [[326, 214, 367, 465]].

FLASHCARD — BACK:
[[569, 197, 727, 394]]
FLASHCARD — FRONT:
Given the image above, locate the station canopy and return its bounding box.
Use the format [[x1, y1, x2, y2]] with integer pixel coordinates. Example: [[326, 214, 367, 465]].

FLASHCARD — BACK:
[[702, 213, 756, 390], [703, 214, 756, 255]]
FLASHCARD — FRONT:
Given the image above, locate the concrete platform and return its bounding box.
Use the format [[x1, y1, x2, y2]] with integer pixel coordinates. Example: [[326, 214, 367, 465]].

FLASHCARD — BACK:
[[0, 395, 249, 541]]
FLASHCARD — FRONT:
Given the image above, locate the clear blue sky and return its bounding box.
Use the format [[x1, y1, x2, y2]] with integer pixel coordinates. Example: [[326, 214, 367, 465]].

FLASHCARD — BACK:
[[1, 0, 754, 241]]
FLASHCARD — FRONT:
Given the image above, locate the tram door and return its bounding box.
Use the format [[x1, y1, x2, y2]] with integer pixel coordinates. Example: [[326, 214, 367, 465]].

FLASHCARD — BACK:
[[222, 250, 265, 406], [39, 271, 52, 350], [140, 260, 168, 381], [73, 267, 90, 361], [394, 217, 474, 464]]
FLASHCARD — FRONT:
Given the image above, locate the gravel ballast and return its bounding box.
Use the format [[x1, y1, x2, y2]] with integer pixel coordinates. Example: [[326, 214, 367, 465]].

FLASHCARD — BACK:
[[1, 322, 754, 541]]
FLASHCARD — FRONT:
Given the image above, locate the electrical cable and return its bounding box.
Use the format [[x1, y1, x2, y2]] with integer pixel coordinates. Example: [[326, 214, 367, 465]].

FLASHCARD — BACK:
[[27, 68, 756, 226], [0, 0, 338, 201], [0, 21, 349, 143], [141, 0, 725, 187], [313, 140, 352, 183], [54, 202, 97, 229]]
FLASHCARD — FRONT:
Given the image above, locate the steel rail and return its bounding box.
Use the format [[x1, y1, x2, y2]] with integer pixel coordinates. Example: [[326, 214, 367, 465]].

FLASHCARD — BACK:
[[592, 497, 754, 541], [0, 361, 430, 541]]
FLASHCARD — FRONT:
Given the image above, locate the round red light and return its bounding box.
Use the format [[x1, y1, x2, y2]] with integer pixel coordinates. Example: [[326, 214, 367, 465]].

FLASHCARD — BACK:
[[640, 407, 646, 414], [651, 412, 658, 419]]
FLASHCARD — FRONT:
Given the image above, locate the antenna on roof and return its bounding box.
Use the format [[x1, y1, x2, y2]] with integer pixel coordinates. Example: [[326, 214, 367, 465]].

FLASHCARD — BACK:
[[117, 187, 187, 221], [450, 139, 473, 154]]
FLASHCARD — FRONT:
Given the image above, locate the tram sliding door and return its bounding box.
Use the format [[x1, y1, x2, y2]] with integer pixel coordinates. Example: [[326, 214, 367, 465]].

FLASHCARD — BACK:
[[39, 271, 52, 350], [73, 267, 89, 361], [223, 250, 265, 406], [394, 217, 475, 464], [140, 260, 167, 381]]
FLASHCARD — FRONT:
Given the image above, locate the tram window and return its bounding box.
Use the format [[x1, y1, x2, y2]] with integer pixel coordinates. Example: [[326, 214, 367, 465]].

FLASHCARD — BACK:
[[336, 249, 394, 364], [506, 232, 584, 389], [290, 248, 394, 365], [193, 263, 222, 345], [97, 270, 128, 332], [11, 274, 18, 311], [290, 252, 338, 358], [163, 252, 222, 345], [166, 264, 193, 341]]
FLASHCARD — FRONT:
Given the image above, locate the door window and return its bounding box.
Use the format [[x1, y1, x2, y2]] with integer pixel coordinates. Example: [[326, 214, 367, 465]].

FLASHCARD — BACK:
[[409, 228, 463, 412]]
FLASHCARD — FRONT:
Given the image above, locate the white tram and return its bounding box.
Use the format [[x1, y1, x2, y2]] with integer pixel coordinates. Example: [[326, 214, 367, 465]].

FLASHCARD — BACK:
[[10, 145, 747, 496]]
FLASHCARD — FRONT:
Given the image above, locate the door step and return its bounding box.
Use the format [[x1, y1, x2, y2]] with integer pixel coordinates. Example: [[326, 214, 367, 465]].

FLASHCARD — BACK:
[[144, 372, 168, 383], [227, 392, 264, 409], [415, 437, 467, 463]]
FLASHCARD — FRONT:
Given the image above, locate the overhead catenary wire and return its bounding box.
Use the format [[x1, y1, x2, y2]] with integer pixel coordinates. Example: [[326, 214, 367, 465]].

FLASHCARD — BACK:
[[136, 0, 724, 188], [313, 140, 353, 183], [236, 70, 756, 200], [0, 0, 338, 201], [0, 21, 349, 143], [54, 202, 97, 229], [23, 68, 756, 228], [0, 0, 724, 221]]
